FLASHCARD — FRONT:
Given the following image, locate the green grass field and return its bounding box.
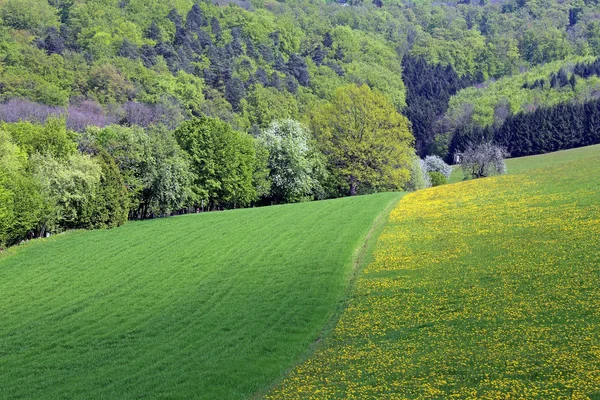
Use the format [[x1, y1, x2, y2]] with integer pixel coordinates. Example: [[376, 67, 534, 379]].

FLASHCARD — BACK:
[[269, 146, 600, 398], [0, 192, 401, 399], [2, 145, 599, 399], [449, 143, 600, 183]]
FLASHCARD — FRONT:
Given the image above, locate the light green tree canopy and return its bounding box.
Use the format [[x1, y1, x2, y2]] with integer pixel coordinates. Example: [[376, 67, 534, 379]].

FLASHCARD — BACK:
[[312, 84, 414, 195]]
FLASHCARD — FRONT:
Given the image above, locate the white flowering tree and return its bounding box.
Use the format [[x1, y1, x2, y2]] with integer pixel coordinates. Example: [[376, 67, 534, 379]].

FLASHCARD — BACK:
[[257, 119, 325, 203], [423, 155, 453, 179], [458, 142, 508, 179]]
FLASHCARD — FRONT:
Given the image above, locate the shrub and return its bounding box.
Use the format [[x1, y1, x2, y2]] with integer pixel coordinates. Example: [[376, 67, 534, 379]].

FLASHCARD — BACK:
[[405, 154, 431, 191], [429, 171, 447, 186], [423, 155, 452, 179]]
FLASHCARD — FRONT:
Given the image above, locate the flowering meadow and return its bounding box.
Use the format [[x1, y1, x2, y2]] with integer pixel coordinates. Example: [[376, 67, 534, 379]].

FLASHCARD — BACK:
[[268, 155, 600, 398]]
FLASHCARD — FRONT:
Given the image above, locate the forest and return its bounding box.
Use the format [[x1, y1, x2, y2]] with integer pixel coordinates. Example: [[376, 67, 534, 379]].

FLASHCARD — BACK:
[[3, 0, 600, 246]]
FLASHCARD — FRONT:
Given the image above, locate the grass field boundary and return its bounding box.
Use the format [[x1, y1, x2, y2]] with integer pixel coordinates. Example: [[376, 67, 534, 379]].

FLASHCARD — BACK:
[[254, 192, 404, 399]]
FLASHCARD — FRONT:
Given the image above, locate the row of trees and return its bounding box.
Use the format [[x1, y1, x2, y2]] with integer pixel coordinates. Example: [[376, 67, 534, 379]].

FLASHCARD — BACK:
[[449, 97, 600, 159], [0, 84, 415, 248]]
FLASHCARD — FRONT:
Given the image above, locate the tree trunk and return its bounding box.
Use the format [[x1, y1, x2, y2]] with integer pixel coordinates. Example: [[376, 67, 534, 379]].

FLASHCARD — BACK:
[[349, 179, 357, 196]]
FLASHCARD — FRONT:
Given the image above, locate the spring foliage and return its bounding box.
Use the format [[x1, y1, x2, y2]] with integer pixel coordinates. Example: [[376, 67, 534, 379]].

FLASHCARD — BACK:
[[256, 119, 325, 203], [312, 84, 414, 195]]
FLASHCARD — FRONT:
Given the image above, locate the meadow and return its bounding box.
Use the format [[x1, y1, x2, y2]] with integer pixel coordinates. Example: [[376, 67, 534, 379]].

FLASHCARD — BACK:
[[449, 143, 600, 183], [0, 192, 401, 399], [269, 146, 600, 398]]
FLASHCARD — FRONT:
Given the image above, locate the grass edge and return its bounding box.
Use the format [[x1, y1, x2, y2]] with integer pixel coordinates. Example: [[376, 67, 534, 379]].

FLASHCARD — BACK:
[[252, 192, 405, 399]]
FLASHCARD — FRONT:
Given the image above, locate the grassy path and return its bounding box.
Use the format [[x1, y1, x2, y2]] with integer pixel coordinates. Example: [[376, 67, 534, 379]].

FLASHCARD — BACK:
[[269, 149, 600, 398], [0, 192, 400, 399]]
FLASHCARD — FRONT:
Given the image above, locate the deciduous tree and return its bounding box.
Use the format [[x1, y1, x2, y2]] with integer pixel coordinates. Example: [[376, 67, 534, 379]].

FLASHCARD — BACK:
[[313, 84, 414, 195]]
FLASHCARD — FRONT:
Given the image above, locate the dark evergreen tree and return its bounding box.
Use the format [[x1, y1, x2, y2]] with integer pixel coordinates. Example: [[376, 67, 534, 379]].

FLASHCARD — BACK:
[[274, 54, 287, 72], [255, 67, 269, 86], [211, 17, 222, 41], [198, 30, 213, 49], [225, 77, 245, 111], [174, 25, 188, 47], [203, 68, 219, 89], [270, 72, 282, 91], [167, 8, 183, 26], [334, 45, 344, 61], [325, 61, 344, 76], [449, 97, 600, 159], [402, 55, 473, 156], [245, 37, 257, 59], [177, 47, 192, 72], [373, 0, 383, 7], [287, 54, 310, 86], [557, 68, 569, 87], [323, 32, 333, 48], [258, 44, 273, 63], [230, 28, 244, 57], [118, 38, 139, 59], [270, 31, 280, 47], [48, 29, 66, 54], [206, 46, 232, 89], [140, 45, 157, 67], [569, 7, 583, 26], [146, 21, 161, 41], [285, 74, 298, 94], [311, 45, 326, 66], [186, 4, 206, 32], [40, 27, 65, 55], [245, 74, 256, 88]]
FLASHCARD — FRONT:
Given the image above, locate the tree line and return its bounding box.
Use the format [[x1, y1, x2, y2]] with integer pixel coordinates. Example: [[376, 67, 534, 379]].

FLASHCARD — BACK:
[[0, 84, 413, 249], [448, 96, 600, 159]]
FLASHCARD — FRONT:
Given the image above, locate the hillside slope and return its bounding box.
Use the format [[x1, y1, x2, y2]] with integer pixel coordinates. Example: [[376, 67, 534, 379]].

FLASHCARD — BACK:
[[449, 143, 600, 183], [0, 192, 400, 399], [269, 146, 600, 398]]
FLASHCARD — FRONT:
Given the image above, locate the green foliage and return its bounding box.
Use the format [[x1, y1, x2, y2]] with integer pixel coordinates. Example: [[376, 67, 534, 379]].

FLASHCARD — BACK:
[[1, 118, 77, 159], [0, 36, 73, 106], [428, 171, 447, 186], [313, 84, 414, 195], [241, 85, 299, 128], [257, 119, 325, 203], [411, 27, 488, 79], [86, 150, 129, 228], [0, 0, 59, 34], [31, 152, 102, 232], [0, 130, 42, 247], [174, 117, 257, 208], [404, 154, 431, 192], [139, 126, 193, 216], [83, 124, 192, 217], [86, 63, 135, 104], [446, 57, 597, 129], [521, 25, 572, 65]]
